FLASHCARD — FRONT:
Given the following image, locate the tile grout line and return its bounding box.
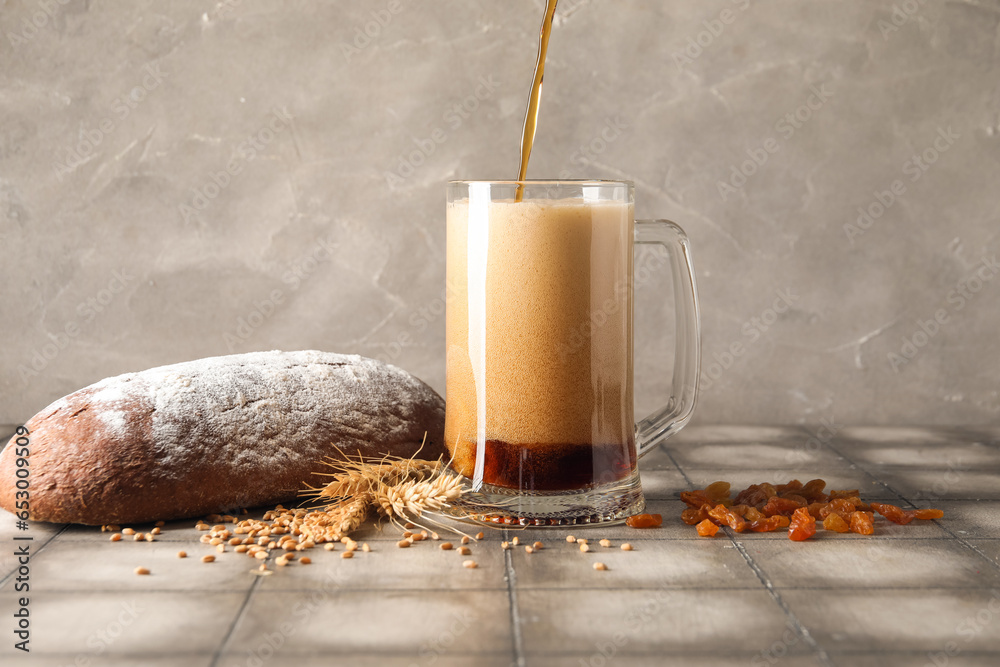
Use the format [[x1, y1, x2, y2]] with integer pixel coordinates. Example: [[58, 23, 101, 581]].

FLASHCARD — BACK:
[[941, 534, 1000, 572], [661, 448, 694, 488], [664, 447, 836, 667], [502, 527, 526, 667], [0, 523, 69, 589], [728, 538, 835, 667], [208, 571, 264, 666], [822, 439, 1000, 575]]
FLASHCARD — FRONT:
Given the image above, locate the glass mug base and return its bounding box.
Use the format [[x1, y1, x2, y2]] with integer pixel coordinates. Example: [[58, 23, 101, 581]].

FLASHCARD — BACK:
[[441, 471, 646, 527]]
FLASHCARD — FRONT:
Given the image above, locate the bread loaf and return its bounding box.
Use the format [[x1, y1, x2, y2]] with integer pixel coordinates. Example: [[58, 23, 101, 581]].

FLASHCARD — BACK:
[[0, 350, 446, 525]]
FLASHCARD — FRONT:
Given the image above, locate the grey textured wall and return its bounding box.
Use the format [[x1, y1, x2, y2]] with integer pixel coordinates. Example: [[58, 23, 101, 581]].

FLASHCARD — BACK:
[[2, 0, 998, 427]]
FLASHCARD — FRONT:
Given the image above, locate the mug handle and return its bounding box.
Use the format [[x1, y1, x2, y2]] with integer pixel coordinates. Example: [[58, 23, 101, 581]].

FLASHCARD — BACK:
[[634, 219, 701, 458]]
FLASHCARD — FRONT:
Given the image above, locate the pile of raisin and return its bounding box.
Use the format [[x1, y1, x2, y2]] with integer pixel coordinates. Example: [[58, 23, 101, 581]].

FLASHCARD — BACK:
[[680, 479, 943, 541]]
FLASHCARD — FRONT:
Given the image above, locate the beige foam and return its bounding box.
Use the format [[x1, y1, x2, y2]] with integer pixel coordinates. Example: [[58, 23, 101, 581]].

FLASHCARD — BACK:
[[445, 198, 634, 457]]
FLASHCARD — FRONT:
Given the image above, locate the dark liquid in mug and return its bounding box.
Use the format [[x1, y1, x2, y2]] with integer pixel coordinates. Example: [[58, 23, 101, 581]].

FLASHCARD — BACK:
[[471, 439, 637, 492]]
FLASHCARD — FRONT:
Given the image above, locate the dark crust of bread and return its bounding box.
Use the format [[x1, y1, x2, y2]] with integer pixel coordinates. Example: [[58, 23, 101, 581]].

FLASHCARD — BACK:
[[0, 351, 446, 525]]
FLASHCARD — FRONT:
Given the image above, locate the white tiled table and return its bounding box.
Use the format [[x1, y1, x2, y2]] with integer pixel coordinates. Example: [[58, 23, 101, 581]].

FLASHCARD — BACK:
[[2, 426, 999, 666]]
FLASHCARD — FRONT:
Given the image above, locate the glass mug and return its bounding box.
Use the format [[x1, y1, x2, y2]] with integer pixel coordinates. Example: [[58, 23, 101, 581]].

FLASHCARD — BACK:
[[445, 180, 700, 525]]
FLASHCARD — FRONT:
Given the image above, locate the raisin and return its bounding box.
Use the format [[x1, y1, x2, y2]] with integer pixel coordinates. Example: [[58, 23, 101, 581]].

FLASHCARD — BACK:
[[870, 502, 914, 525], [696, 519, 719, 537], [750, 516, 784, 532], [788, 507, 817, 541], [704, 481, 732, 504], [682, 507, 709, 525], [744, 507, 764, 522], [760, 483, 778, 499], [782, 494, 809, 507], [819, 498, 856, 519], [849, 511, 875, 535], [912, 508, 944, 520], [626, 513, 663, 528], [708, 504, 746, 533], [729, 504, 750, 517], [762, 496, 802, 517], [829, 489, 860, 500], [844, 496, 871, 512], [776, 480, 803, 494], [822, 513, 850, 533], [799, 478, 828, 502], [807, 502, 827, 520], [734, 484, 768, 507], [680, 490, 713, 509]]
